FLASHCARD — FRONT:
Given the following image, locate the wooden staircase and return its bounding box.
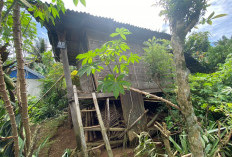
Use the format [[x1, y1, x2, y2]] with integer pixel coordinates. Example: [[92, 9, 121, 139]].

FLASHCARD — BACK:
[[73, 85, 125, 157]]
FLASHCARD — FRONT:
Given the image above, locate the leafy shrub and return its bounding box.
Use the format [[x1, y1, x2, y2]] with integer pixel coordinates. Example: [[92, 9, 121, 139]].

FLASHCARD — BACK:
[[143, 36, 175, 80], [134, 132, 159, 157], [29, 62, 67, 122], [206, 36, 232, 71], [190, 54, 232, 124]]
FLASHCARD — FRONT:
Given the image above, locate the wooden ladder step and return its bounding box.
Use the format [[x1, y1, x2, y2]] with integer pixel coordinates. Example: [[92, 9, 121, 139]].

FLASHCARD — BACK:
[[84, 126, 125, 132], [81, 109, 96, 112]]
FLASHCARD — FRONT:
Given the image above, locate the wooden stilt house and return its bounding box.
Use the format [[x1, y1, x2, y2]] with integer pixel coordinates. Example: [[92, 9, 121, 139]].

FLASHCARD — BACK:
[[41, 10, 172, 154]]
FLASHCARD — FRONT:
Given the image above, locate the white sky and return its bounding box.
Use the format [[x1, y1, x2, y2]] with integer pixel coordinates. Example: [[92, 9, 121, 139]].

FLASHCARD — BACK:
[[43, 0, 165, 31], [41, 0, 232, 42]]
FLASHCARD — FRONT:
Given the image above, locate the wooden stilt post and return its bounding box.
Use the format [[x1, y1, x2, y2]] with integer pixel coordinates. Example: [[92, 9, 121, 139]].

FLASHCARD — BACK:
[[92, 93, 114, 157], [57, 31, 87, 156]]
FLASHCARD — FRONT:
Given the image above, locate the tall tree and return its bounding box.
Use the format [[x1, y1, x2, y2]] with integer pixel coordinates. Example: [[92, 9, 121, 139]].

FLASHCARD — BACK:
[[156, 0, 208, 156], [12, 1, 31, 153], [0, 1, 19, 157]]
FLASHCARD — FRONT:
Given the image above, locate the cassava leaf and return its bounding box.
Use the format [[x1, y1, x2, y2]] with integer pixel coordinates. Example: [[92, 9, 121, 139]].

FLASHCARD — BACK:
[[212, 14, 227, 19], [73, 0, 78, 6]]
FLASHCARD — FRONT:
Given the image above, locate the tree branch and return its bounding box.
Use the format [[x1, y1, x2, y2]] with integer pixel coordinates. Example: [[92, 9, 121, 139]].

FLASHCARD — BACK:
[[125, 86, 181, 111]]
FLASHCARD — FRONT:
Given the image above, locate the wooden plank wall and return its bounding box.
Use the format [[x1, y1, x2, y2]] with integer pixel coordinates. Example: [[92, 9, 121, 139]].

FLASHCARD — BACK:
[[86, 29, 160, 91]]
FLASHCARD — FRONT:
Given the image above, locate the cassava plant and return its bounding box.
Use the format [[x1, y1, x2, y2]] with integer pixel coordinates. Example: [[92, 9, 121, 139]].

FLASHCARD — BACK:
[[76, 28, 141, 98]]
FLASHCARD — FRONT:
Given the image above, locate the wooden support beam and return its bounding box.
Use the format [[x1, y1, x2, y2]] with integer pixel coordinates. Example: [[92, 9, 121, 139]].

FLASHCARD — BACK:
[[78, 88, 162, 99], [73, 86, 88, 157], [84, 126, 125, 132], [87, 140, 124, 147], [81, 109, 96, 112], [57, 31, 84, 155], [78, 92, 114, 99], [92, 93, 114, 157], [57, 31, 88, 157]]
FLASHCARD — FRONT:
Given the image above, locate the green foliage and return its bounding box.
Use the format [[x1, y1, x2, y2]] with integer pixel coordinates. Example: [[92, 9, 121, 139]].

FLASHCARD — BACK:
[[156, 0, 208, 36], [134, 132, 159, 157], [33, 137, 49, 157], [76, 28, 141, 98], [29, 62, 67, 122], [169, 131, 189, 155], [30, 50, 55, 76], [167, 122, 232, 156], [27, 51, 68, 122], [0, 100, 21, 157], [62, 149, 72, 157], [206, 36, 232, 71], [190, 54, 232, 124], [200, 11, 227, 26], [1, 2, 37, 52], [26, 0, 85, 26], [185, 32, 210, 63], [97, 74, 131, 98], [157, 0, 207, 20], [143, 36, 175, 79]]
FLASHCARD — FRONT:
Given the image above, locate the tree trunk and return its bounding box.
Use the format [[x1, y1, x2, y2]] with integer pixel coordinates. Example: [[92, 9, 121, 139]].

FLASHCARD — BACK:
[[0, 55, 19, 157], [171, 32, 204, 157], [13, 2, 31, 153]]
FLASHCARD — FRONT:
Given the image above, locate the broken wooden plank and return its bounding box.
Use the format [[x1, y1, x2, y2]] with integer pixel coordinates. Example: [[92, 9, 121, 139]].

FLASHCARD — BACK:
[[92, 92, 113, 157], [78, 92, 114, 99]]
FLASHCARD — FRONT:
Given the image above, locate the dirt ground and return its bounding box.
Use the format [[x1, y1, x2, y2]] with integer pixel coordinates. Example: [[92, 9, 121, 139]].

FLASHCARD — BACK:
[[48, 125, 77, 157], [37, 118, 135, 157]]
